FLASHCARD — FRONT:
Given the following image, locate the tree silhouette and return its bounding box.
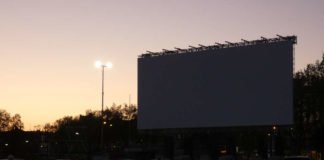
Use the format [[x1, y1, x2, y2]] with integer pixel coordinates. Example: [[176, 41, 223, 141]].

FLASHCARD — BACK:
[[9, 114, 24, 130], [0, 109, 24, 131], [294, 53, 324, 153], [0, 109, 11, 131], [34, 104, 139, 158]]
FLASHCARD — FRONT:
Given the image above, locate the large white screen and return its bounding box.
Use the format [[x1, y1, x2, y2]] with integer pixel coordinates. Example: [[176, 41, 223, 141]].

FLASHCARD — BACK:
[[138, 41, 294, 129]]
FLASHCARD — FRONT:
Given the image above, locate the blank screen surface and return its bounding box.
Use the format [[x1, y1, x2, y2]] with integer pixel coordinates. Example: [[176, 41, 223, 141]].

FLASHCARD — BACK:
[[138, 41, 294, 129]]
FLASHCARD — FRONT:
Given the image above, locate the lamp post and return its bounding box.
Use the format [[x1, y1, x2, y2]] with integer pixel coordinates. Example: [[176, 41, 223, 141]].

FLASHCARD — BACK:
[[95, 60, 113, 151], [272, 126, 277, 156]]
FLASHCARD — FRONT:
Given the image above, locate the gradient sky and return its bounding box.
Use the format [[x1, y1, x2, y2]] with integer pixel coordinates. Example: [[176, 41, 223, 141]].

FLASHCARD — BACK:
[[1, 0, 323, 130]]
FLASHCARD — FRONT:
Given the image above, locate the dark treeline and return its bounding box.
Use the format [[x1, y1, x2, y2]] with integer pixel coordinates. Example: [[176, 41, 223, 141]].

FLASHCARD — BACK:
[[0, 104, 140, 159], [293, 54, 324, 155], [1, 54, 324, 159], [49, 103, 139, 159]]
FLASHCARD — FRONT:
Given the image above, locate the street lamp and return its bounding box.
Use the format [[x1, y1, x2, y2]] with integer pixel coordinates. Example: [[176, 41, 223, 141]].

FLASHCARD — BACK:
[[95, 60, 113, 151], [271, 126, 277, 157]]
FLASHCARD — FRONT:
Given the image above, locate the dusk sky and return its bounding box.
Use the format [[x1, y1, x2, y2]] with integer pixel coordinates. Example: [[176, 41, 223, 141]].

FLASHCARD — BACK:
[[1, 0, 323, 130]]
